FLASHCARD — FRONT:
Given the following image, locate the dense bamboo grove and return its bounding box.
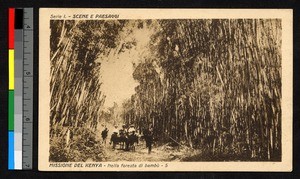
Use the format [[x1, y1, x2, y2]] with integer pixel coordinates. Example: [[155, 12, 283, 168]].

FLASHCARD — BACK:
[[122, 19, 282, 161], [49, 20, 129, 161]]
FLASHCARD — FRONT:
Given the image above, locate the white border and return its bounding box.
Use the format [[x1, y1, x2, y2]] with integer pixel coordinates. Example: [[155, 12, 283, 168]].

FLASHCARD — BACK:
[[39, 8, 293, 171]]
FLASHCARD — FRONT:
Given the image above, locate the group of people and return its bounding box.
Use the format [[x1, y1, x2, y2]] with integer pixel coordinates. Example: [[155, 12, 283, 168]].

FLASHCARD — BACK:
[[112, 124, 136, 136], [101, 123, 154, 154]]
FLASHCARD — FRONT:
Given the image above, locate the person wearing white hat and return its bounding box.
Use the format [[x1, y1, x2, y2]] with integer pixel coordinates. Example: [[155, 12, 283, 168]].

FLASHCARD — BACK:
[[128, 124, 136, 135]]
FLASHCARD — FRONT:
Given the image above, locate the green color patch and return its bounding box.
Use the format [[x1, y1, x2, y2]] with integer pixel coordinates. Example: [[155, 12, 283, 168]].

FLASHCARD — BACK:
[[9, 90, 14, 131]]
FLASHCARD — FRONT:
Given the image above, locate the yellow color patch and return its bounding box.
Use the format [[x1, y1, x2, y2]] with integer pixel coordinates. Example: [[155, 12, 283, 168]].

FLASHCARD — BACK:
[[9, 50, 14, 90]]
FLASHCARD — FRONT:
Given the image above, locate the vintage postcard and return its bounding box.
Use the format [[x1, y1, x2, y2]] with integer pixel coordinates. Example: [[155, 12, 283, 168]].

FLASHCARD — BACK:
[[39, 8, 293, 171]]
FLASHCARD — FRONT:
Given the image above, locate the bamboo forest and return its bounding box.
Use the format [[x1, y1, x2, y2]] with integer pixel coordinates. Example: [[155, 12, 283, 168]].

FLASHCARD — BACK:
[[49, 19, 282, 162]]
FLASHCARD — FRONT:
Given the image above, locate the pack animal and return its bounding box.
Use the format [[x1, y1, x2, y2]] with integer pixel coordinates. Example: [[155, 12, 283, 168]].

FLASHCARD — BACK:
[[110, 132, 139, 151]]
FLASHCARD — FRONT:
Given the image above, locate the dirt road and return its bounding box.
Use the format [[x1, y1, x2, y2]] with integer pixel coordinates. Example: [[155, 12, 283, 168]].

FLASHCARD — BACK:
[[102, 142, 176, 162]]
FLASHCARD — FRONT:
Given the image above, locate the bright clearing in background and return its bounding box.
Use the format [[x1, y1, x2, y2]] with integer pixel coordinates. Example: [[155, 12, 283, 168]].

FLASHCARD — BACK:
[[99, 25, 153, 108]]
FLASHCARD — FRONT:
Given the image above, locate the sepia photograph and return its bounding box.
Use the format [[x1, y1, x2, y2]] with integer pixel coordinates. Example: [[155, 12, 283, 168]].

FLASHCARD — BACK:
[[39, 8, 292, 171]]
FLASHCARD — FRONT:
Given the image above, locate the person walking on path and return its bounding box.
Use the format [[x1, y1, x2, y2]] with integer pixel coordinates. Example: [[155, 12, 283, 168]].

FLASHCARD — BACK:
[[144, 124, 154, 154]]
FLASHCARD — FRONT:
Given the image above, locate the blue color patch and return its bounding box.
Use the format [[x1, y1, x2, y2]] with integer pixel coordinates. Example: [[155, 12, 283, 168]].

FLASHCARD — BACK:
[[8, 131, 14, 170]]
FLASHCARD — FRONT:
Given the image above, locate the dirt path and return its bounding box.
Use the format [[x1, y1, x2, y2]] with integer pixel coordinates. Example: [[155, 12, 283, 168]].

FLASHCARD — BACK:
[[102, 142, 176, 162]]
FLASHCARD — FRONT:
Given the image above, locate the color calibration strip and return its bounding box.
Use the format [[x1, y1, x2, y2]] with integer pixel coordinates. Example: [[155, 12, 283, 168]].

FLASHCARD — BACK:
[[8, 7, 15, 170], [8, 8, 33, 170]]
